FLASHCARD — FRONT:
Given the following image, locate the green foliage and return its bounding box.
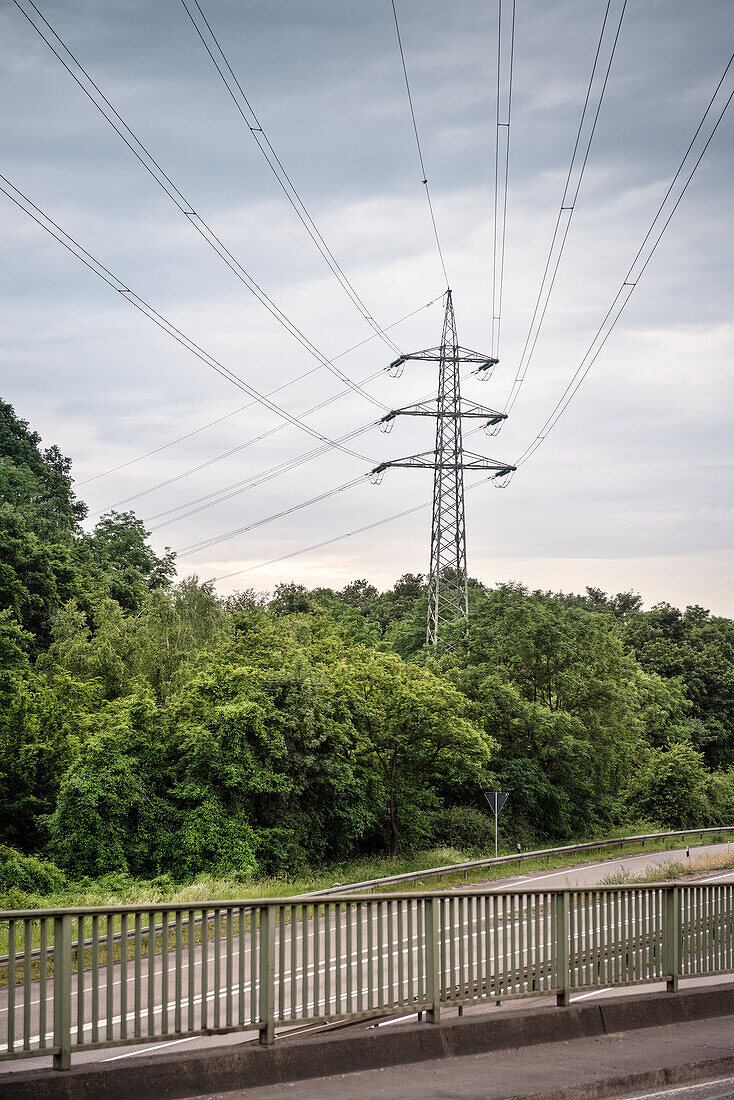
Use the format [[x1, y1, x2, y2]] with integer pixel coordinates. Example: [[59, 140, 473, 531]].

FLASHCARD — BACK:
[[89, 510, 176, 614], [0, 399, 86, 535], [445, 584, 646, 837], [0, 844, 69, 894], [0, 667, 91, 851], [46, 731, 155, 876], [425, 806, 495, 852], [625, 739, 712, 829], [708, 770, 734, 823], [339, 648, 493, 855], [2, 397, 734, 890], [621, 602, 734, 769]]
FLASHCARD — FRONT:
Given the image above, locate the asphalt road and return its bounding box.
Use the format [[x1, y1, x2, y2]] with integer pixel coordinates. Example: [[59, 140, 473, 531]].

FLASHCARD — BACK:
[[187, 1015, 734, 1099], [1, 840, 732, 1074], [620, 1079, 734, 1100]]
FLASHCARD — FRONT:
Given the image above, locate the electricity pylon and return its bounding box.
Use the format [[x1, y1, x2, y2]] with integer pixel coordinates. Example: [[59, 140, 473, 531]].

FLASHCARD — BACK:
[[371, 290, 515, 645]]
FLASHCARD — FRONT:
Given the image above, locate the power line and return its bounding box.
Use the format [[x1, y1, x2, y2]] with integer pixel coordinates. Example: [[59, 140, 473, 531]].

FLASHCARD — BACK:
[[180, 0, 401, 357], [391, 0, 450, 289], [502, 0, 627, 415], [136, 359, 480, 533], [81, 295, 441, 488], [198, 51, 733, 585], [0, 174, 377, 464], [140, 372, 458, 531], [178, 474, 369, 556], [178, 419, 506, 560], [94, 298, 442, 510], [103, 371, 385, 516], [514, 51, 734, 470], [200, 470, 503, 586], [11, 0, 389, 410], [490, 0, 516, 359]]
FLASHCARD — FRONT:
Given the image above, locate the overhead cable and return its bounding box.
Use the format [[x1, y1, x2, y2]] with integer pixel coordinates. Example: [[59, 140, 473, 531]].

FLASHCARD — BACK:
[[136, 367, 472, 531], [180, 0, 401, 356], [103, 371, 386, 515], [198, 41, 733, 580], [391, 0, 450, 289], [93, 296, 442, 509], [514, 51, 734, 470], [502, 0, 627, 415], [200, 470, 504, 586], [0, 175, 377, 464], [490, 0, 516, 359], [12, 0, 388, 410], [178, 474, 369, 556], [82, 294, 441, 488]]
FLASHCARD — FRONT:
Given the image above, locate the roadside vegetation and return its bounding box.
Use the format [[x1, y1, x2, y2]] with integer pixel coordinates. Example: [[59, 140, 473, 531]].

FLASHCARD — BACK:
[[2, 397, 734, 911], [600, 844, 734, 885]]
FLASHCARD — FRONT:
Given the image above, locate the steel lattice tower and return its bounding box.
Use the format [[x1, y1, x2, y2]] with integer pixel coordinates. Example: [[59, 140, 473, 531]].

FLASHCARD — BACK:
[[372, 291, 515, 645]]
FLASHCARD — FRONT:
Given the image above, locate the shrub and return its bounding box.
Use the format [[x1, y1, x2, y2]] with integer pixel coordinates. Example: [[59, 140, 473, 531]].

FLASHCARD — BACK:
[[0, 844, 68, 894], [425, 806, 495, 852]]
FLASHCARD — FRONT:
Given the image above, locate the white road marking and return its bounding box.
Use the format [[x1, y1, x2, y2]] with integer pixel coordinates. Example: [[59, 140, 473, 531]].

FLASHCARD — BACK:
[[617, 1075, 734, 1099], [497, 851, 683, 889], [570, 986, 613, 1002], [4, 840, 729, 1017], [103, 1035, 197, 1061]]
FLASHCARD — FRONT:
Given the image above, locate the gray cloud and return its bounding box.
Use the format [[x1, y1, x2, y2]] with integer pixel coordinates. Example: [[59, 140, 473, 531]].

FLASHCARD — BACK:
[[1, 0, 732, 613]]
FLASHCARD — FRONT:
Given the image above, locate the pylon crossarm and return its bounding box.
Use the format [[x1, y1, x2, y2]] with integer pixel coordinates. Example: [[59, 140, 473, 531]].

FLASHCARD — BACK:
[[389, 346, 498, 366], [384, 399, 506, 424], [373, 451, 515, 474], [456, 400, 505, 423], [374, 450, 437, 470]]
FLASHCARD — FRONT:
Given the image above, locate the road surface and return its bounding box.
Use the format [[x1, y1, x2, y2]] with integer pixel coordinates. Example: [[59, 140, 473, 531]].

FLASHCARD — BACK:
[[0, 839, 732, 1074]]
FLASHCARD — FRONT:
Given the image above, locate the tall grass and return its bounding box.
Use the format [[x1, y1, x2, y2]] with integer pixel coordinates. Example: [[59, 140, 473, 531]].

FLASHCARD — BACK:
[[4, 829, 733, 913], [600, 845, 734, 885]]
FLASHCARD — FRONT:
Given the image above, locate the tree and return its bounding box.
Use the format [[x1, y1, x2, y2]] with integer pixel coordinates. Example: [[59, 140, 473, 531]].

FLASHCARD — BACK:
[[625, 740, 711, 829], [0, 667, 97, 852], [0, 399, 86, 535], [623, 603, 734, 768], [157, 618, 377, 873], [340, 650, 494, 856], [269, 582, 317, 616], [46, 733, 154, 875], [90, 511, 175, 613], [338, 578, 379, 610], [446, 584, 646, 836]]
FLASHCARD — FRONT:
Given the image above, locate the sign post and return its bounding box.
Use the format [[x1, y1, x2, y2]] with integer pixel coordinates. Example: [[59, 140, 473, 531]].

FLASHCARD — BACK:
[[483, 791, 509, 858]]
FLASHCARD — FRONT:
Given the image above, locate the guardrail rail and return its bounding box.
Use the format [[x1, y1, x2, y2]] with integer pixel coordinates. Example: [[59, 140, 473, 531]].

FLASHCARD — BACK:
[[4, 827, 731, 971], [1, 881, 733, 1070], [302, 826, 734, 897]]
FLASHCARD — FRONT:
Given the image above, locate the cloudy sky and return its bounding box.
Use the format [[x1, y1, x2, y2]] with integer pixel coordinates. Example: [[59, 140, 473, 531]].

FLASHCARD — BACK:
[[2, 0, 732, 613]]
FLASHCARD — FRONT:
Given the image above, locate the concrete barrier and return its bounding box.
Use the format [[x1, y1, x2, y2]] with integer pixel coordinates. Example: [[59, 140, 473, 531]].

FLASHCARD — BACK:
[[2, 983, 733, 1100]]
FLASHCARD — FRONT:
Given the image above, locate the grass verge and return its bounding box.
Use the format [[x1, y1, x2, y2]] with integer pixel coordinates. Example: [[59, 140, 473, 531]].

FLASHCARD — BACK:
[[599, 845, 734, 885]]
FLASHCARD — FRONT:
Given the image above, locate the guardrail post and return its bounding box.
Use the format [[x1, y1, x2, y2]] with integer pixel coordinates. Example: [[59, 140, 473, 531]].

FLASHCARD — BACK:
[[53, 914, 72, 1070], [663, 885, 680, 992], [425, 898, 441, 1023], [258, 905, 276, 1045], [554, 892, 571, 1007]]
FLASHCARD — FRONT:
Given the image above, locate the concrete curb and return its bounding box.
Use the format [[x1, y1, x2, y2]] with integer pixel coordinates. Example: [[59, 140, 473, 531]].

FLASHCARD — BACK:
[[1, 985, 733, 1100], [501, 1055, 734, 1100]]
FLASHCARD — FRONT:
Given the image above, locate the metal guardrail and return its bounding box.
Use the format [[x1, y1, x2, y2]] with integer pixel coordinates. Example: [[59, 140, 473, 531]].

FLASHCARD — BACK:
[[3, 826, 732, 969], [301, 825, 734, 897], [1, 881, 733, 1069]]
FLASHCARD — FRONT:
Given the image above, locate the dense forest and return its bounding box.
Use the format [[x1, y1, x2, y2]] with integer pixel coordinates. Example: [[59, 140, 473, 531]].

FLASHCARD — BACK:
[[2, 398, 734, 893]]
